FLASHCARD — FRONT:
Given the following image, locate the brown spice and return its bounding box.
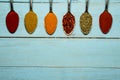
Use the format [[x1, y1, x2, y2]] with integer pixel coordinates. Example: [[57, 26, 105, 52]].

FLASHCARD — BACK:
[[62, 12, 75, 35]]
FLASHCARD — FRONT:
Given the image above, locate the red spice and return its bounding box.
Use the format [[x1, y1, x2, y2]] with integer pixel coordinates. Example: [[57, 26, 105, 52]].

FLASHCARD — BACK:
[[6, 10, 19, 33], [99, 11, 112, 34], [62, 12, 75, 35]]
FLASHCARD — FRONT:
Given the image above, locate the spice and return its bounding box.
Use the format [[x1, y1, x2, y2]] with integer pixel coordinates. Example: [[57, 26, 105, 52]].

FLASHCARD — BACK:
[[80, 0, 92, 35], [80, 12, 92, 35], [6, 10, 19, 33], [99, 0, 113, 34], [24, 11, 38, 34], [6, 0, 19, 33], [99, 11, 112, 34], [62, 12, 75, 35], [44, 12, 57, 35]]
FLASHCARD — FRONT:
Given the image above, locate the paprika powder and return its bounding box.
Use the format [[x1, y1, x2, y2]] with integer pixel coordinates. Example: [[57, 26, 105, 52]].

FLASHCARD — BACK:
[[99, 0, 113, 34]]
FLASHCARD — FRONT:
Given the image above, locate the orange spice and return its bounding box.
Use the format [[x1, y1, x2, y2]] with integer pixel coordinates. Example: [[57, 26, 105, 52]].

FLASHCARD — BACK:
[[44, 12, 58, 35]]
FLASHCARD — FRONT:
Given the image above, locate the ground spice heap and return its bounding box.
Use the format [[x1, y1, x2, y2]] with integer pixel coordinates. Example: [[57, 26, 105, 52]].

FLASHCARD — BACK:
[[99, 11, 112, 34], [6, 11, 19, 33], [44, 12, 57, 35], [62, 12, 75, 35], [80, 12, 92, 35], [24, 11, 38, 34]]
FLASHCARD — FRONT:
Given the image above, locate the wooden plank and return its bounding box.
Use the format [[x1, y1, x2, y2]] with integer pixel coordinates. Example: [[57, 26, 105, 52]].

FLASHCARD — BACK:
[[0, 39, 120, 67], [0, 0, 120, 3], [0, 67, 120, 80], [0, 0, 120, 80], [0, 0, 120, 67], [0, 1, 120, 67], [0, 2, 120, 37]]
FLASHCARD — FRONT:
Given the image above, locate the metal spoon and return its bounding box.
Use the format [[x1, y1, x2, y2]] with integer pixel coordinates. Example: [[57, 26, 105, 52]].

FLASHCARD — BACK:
[[24, 0, 38, 34], [99, 0, 113, 34], [6, 0, 19, 33], [44, 0, 58, 35], [62, 0, 75, 36], [80, 0, 92, 35]]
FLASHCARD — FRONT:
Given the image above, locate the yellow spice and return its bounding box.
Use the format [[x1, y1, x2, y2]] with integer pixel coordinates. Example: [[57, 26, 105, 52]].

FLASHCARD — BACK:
[[24, 11, 38, 34]]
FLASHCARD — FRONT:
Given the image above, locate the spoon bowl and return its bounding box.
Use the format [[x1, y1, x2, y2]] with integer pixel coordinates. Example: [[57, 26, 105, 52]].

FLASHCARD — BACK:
[[6, 0, 19, 33], [80, 0, 92, 35], [24, 0, 38, 34], [99, 0, 113, 34], [44, 0, 58, 35], [99, 10, 112, 34], [62, 12, 75, 36], [44, 12, 57, 35], [62, 0, 75, 36]]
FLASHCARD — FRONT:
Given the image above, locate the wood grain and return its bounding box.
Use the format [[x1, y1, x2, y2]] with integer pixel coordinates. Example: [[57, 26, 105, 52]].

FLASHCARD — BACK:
[[0, 0, 120, 80], [0, 67, 120, 80]]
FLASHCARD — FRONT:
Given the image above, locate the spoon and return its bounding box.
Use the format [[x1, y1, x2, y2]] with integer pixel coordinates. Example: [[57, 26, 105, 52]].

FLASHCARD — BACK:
[[80, 0, 92, 35], [6, 0, 19, 33], [99, 0, 113, 34], [62, 0, 75, 36], [24, 0, 38, 34], [44, 0, 58, 35]]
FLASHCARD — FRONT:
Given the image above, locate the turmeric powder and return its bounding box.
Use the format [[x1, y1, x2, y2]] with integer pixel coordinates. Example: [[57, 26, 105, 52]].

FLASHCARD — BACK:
[[24, 11, 38, 34], [44, 12, 58, 35]]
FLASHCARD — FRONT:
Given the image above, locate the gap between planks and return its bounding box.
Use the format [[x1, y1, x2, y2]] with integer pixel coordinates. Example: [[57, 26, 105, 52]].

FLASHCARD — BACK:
[[0, 1, 78, 3], [0, 36, 120, 40], [0, 66, 120, 70], [0, 1, 119, 3]]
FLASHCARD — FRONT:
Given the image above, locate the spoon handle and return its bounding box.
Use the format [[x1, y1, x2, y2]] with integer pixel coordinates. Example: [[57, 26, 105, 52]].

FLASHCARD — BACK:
[[50, 0, 53, 12], [85, 0, 89, 12], [30, 0, 33, 11], [10, 0, 13, 11], [105, 0, 109, 11], [68, 0, 71, 12]]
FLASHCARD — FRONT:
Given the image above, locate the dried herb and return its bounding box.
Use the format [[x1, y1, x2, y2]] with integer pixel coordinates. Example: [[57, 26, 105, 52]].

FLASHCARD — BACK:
[[80, 0, 92, 35]]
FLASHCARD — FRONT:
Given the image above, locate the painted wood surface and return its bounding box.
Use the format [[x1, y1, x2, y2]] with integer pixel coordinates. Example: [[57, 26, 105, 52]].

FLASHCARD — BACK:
[[0, 67, 120, 80], [0, 0, 120, 80]]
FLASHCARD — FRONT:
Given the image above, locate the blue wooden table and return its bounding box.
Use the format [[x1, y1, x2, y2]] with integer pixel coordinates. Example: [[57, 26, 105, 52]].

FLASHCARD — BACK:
[[0, 0, 120, 80]]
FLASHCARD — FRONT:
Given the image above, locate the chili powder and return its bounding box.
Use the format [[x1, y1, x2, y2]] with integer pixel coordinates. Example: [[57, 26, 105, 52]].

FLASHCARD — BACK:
[[62, 12, 75, 35], [99, 11, 113, 34]]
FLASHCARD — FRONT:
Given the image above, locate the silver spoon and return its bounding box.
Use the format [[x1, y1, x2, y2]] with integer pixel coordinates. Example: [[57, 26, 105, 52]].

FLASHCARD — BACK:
[[99, 0, 113, 34], [24, 0, 38, 34], [62, 0, 75, 36], [44, 0, 58, 35], [80, 0, 92, 35], [6, 0, 19, 33]]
